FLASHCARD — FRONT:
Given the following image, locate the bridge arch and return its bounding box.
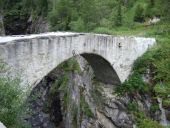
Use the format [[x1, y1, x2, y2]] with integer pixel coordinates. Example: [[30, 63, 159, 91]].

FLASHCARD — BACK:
[[36, 52, 121, 87], [81, 53, 121, 85], [25, 52, 121, 127]]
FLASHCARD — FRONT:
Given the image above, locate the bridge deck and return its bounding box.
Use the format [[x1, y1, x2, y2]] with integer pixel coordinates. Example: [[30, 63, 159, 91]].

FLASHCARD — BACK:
[[0, 32, 80, 43]]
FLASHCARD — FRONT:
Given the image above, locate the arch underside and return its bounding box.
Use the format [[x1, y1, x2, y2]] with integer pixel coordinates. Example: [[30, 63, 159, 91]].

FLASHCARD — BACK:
[[81, 53, 121, 85], [44, 53, 121, 86]]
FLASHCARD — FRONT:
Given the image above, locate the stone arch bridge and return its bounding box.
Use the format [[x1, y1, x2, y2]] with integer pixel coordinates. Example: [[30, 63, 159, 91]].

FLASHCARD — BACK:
[[0, 32, 155, 88]]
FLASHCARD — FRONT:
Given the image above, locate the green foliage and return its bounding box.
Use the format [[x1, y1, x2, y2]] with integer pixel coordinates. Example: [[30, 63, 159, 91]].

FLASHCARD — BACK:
[[93, 27, 112, 35], [48, 0, 71, 31], [154, 83, 170, 98], [23, 0, 48, 16], [99, 18, 111, 28], [72, 105, 78, 128], [116, 73, 149, 96], [126, 100, 164, 128], [162, 99, 170, 108], [133, 36, 170, 84], [0, 77, 29, 128], [50, 58, 81, 108], [114, 1, 122, 26], [80, 95, 93, 118], [0, 59, 29, 128], [70, 17, 86, 32], [134, 4, 145, 22], [127, 101, 138, 112], [150, 104, 159, 113], [136, 117, 164, 128], [1, 0, 170, 33], [60, 58, 81, 73], [50, 74, 69, 110]]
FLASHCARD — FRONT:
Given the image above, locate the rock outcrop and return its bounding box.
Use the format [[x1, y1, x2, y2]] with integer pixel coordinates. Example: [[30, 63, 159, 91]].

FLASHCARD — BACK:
[[25, 56, 133, 128]]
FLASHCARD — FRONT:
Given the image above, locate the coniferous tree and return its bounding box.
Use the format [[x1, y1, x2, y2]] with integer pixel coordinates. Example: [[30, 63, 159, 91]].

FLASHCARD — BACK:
[[115, 1, 122, 26]]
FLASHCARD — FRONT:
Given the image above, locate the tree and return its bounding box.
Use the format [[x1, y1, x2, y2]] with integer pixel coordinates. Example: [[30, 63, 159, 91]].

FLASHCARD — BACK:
[[115, 1, 122, 26], [134, 4, 145, 22], [48, 0, 71, 31], [69, 17, 85, 32]]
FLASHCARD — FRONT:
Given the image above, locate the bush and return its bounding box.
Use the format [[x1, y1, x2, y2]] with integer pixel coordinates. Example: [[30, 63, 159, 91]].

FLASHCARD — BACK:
[[150, 104, 159, 113], [132, 110, 164, 128], [162, 99, 170, 108], [59, 58, 81, 73], [0, 77, 29, 128], [134, 4, 145, 22], [154, 83, 170, 98], [116, 73, 149, 96], [137, 118, 164, 128], [127, 101, 138, 112]]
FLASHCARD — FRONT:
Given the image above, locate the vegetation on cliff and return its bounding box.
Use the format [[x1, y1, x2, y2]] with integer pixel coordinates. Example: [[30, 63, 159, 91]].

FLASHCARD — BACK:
[[0, 61, 30, 128]]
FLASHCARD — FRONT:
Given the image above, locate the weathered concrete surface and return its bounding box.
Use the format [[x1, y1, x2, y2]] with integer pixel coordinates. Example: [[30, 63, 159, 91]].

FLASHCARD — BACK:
[[0, 32, 155, 87], [0, 122, 6, 128]]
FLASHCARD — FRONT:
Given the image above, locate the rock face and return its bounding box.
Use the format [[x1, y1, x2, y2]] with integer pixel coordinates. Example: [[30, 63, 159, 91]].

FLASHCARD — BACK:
[[2, 12, 49, 35], [27, 16, 49, 34], [25, 56, 133, 128]]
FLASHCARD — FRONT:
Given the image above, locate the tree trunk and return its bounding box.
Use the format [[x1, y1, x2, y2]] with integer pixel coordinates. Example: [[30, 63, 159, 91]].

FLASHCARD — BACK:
[[0, 10, 5, 36]]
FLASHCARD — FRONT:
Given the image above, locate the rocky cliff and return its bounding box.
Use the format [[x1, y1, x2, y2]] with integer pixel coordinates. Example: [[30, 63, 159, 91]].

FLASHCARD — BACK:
[[25, 56, 134, 128]]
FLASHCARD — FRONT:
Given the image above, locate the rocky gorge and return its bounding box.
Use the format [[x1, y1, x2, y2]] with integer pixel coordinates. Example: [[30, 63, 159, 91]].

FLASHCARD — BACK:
[[24, 56, 132, 128], [23, 56, 170, 128]]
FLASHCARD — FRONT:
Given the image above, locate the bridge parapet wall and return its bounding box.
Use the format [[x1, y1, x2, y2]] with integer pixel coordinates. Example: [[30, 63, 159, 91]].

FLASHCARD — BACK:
[[0, 32, 156, 88]]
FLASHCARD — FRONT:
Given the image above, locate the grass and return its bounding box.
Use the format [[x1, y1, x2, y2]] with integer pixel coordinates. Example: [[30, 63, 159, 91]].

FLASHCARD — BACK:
[[93, 21, 170, 36], [80, 95, 94, 118], [59, 58, 81, 73]]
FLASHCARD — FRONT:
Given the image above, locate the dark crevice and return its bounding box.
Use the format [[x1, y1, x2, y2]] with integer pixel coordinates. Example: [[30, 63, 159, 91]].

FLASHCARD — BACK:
[[25, 75, 64, 128]]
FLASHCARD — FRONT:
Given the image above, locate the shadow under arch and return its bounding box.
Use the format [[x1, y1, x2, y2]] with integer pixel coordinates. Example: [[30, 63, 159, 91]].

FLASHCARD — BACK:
[[81, 53, 121, 85]]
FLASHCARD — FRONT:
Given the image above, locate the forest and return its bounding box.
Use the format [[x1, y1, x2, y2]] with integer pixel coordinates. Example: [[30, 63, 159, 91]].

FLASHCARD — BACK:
[[0, 0, 169, 34]]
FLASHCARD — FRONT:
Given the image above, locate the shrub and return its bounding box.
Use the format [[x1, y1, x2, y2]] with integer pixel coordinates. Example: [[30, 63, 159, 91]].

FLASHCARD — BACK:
[[116, 73, 149, 96], [132, 109, 164, 128], [154, 83, 170, 98], [162, 99, 170, 108], [150, 104, 159, 113], [0, 77, 29, 128], [60, 58, 81, 73], [80, 95, 93, 118], [127, 101, 138, 112], [136, 118, 164, 128], [134, 4, 145, 22]]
